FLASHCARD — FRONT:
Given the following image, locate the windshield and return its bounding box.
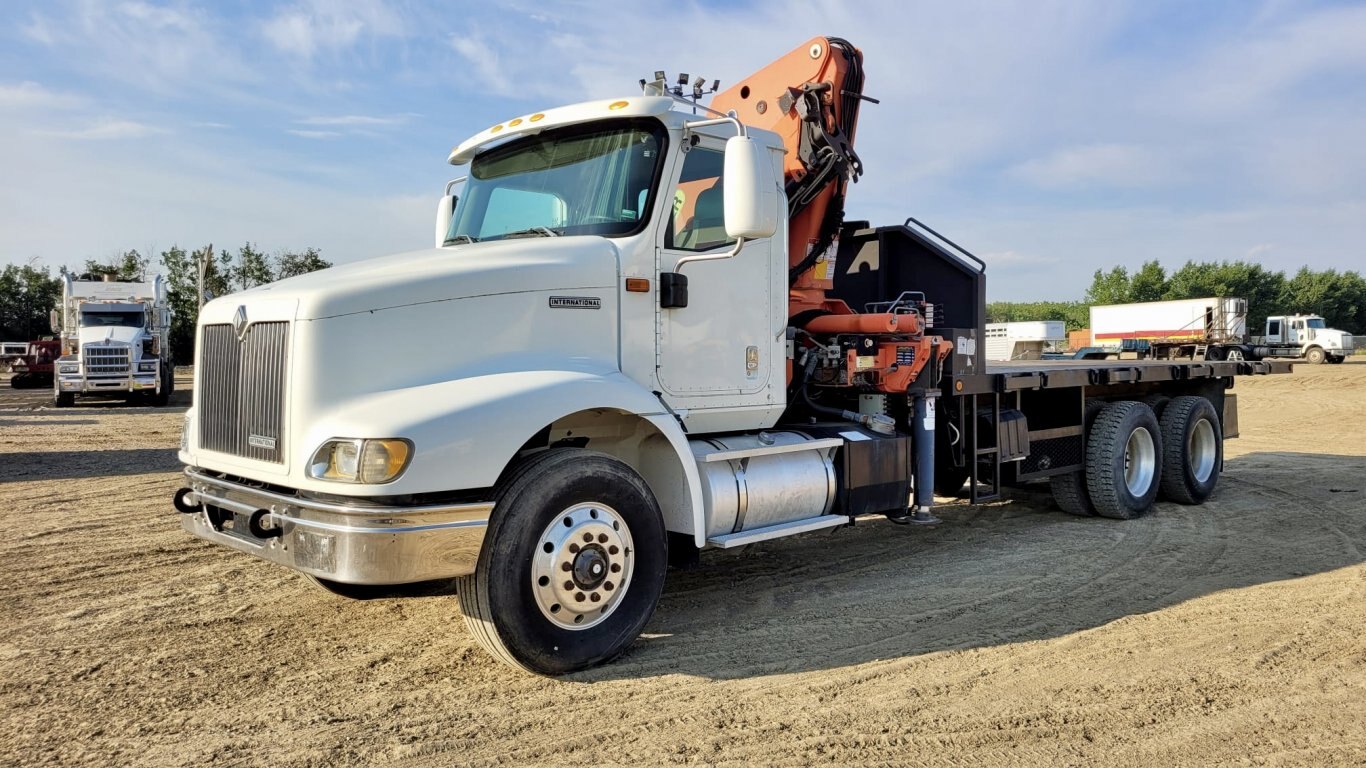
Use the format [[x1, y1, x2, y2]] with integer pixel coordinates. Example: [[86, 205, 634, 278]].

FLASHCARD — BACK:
[[446, 119, 666, 244], [1305, 318, 1326, 329], [81, 311, 145, 328]]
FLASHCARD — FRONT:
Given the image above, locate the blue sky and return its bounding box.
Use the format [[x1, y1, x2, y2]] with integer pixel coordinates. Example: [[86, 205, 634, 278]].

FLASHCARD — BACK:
[[1, 0, 1363, 300]]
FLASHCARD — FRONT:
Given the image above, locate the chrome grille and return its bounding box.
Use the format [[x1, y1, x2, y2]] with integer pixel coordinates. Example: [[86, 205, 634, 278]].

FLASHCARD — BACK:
[[198, 322, 289, 463], [83, 344, 130, 375]]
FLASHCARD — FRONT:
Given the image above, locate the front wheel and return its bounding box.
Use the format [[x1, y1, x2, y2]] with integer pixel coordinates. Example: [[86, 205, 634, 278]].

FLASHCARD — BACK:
[[53, 390, 74, 408], [150, 363, 173, 407], [458, 449, 667, 675], [1304, 347, 1327, 364]]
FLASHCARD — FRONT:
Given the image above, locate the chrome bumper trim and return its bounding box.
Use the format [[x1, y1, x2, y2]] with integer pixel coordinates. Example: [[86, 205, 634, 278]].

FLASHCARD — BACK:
[[180, 467, 492, 584]]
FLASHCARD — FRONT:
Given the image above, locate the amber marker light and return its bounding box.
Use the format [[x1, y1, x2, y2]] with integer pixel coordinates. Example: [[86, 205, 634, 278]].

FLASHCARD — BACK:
[[490, 124, 503, 133], [625, 278, 650, 292], [529, 113, 545, 122], [608, 100, 629, 110], [508, 118, 523, 126]]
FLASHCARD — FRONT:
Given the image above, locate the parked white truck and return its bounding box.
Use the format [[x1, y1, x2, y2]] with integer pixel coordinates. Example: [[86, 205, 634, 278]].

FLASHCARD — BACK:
[[1255, 314, 1354, 364], [173, 38, 1293, 675], [1091, 298, 1353, 363], [51, 274, 174, 406]]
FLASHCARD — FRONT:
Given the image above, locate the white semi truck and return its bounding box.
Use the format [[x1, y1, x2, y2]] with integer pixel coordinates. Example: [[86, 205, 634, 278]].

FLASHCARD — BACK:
[[51, 274, 174, 406], [1091, 298, 1353, 363], [173, 38, 1293, 675]]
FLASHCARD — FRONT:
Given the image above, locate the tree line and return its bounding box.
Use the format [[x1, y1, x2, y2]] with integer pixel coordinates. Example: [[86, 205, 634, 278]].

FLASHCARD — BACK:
[[0, 244, 331, 364], [988, 260, 1366, 335]]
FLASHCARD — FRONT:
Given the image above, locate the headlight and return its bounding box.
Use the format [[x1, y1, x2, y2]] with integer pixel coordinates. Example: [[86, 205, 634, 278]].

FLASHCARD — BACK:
[[138, 361, 157, 372], [58, 364, 78, 374], [308, 438, 412, 484]]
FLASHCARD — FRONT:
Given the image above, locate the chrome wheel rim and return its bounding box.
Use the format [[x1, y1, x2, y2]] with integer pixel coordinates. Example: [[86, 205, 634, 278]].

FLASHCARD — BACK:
[[531, 502, 634, 631], [1123, 427, 1156, 496], [1188, 418, 1217, 483]]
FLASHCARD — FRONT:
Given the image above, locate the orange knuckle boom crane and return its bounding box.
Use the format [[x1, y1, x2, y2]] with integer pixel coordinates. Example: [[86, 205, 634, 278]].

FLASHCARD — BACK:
[[713, 37, 952, 414]]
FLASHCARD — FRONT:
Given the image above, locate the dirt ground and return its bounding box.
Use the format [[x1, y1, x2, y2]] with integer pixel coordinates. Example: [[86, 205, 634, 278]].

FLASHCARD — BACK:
[[2, 363, 1363, 767]]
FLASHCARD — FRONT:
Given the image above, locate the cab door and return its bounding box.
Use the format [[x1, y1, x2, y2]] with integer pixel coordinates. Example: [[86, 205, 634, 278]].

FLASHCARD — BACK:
[[656, 139, 775, 399]]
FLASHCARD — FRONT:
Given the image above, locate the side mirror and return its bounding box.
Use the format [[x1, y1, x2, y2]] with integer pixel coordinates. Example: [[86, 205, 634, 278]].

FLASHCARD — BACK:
[[434, 194, 457, 248], [50, 309, 61, 334], [722, 136, 778, 240]]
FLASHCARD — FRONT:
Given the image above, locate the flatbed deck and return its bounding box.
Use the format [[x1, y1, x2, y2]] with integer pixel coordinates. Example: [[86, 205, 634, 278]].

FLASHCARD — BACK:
[[956, 358, 1293, 395]]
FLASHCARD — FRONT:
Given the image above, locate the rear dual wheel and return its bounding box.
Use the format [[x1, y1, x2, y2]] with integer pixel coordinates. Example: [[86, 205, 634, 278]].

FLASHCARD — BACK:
[[1158, 396, 1222, 504], [457, 449, 667, 675], [1085, 401, 1163, 519]]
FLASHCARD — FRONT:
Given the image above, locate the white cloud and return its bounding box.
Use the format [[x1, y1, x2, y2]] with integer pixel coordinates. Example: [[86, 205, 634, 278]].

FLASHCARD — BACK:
[[0, 81, 83, 110], [298, 114, 408, 126], [286, 129, 342, 139], [42, 119, 164, 140], [449, 34, 512, 95], [1010, 144, 1174, 190], [262, 0, 406, 60]]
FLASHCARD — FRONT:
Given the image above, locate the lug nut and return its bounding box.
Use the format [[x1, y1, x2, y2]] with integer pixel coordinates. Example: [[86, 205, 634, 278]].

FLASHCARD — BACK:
[[590, 592, 601, 603], [582, 532, 593, 543], [610, 563, 621, 573], [575, 592, 585, 602], [608, 545, 619, 555], [564, 580, 574, 590], [561, 562, 572, 572], [604, 581, 614, 591], [568, 543, 579, 554], [597, 533, 608, 543]]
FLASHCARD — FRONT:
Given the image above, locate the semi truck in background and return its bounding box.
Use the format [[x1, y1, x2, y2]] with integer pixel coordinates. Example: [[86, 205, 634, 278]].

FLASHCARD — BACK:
[[1090, 298, 1353, 363], [173, 37, 1293, 675], [984, 321, 1066, 360], [51, 274, 174, 406]]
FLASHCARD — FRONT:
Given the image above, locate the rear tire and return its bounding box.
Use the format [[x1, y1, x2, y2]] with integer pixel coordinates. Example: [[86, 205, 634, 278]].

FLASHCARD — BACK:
[[1305, 347, 1326, 364], [1086, 401, 1162, 519], [1051, 399, 1107, 517], [1158, 396, 1222, 504], [457, 449, 667, 675], [1141, 394, 1171, 420]]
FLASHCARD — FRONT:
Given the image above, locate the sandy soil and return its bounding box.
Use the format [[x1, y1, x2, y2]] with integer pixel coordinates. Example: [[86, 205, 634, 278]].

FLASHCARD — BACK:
[[2, 363, 1363, 766]]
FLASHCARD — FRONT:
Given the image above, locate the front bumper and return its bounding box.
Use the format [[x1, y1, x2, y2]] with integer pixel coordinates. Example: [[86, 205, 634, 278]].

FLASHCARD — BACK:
[[58, 374, 158, 393], [178, 468, 492, 584]]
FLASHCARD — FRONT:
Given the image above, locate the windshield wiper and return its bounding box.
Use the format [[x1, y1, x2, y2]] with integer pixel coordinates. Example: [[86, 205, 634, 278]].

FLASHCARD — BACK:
[[444, 234, 479, 245], [499, 226, 561, 239]]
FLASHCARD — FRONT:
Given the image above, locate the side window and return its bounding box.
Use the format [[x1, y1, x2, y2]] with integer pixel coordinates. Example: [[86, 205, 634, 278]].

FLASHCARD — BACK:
[[1293, 320, 1303, 330], [479, 187, 565, 239], [666, 147, 734, 252], [1268, 320, 1281, 336]]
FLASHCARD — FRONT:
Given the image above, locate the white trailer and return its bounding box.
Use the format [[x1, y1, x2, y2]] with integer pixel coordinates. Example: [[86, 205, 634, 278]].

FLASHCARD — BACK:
[[51, 274, 174, 406], [1090, 297, 1246, 355], [985, 321, 1066, 360]]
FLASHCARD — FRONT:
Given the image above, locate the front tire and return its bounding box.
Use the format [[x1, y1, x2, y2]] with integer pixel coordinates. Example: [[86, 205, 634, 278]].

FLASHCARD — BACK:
[[150, 363, 173, 407], [1085, 401, 1162, 519], [54, 390, 74, 408], [1305, 347, 1326, 364], [458, 449, 667, 675]]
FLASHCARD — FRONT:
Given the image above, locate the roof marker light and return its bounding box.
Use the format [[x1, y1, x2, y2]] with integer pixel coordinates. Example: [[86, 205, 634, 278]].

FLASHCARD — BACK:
[[508, 118, 523, 127], [529, 113, 545, 122], [608, 100, 629, 110]]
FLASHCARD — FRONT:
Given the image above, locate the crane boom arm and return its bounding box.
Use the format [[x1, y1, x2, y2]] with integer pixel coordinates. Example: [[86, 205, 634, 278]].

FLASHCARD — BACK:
[[710, 36, 867, 317]]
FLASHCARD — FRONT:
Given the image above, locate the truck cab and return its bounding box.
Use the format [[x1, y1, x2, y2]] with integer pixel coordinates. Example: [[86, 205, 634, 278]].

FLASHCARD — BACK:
[[1262, 314, 1353, 364], [52, 274, 174, 405]]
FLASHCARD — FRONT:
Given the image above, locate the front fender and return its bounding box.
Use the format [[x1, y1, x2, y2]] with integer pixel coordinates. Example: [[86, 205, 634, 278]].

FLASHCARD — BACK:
[[298, 371, 704, 539]]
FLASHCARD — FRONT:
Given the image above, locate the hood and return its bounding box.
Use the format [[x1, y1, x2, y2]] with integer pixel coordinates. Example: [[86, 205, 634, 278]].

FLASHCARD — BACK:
[[77, 325, 145, 346], [229, 237, 621, 321]]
